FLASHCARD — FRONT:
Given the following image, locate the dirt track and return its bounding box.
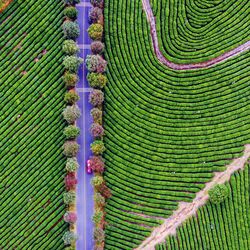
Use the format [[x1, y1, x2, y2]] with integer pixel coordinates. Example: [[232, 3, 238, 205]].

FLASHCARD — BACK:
[[135, 144, 250, 250]]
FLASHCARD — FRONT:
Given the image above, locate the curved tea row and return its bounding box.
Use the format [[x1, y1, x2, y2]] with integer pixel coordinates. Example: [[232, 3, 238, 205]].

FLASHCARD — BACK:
[[103, 0, 250, 249]]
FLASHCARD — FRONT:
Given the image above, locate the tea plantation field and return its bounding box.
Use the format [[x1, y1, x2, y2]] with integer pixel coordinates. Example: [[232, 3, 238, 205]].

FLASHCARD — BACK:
[[103, 0, 250, 249], [0, 0, 66, 249]]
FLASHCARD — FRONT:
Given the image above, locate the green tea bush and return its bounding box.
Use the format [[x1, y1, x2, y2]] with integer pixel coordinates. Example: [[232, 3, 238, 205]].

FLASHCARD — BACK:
[[209, 184, 229, 204]]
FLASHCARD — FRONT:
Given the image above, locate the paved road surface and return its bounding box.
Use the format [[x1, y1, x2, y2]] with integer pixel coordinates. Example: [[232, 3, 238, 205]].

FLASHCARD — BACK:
[[76, 1, 94, 250]]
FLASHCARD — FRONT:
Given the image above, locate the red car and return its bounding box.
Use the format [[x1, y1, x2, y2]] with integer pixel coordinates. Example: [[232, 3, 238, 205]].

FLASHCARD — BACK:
[[86, 160, 92, 174]]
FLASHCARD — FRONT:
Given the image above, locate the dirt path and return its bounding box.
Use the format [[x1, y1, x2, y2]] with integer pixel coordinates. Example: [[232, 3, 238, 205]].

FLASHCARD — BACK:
[[135, 144, 250, 250], [142, 0, 250, 70]]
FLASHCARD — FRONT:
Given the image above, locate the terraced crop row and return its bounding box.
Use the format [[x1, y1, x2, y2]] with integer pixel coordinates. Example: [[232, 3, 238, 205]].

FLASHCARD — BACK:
[[0, 1, 66, 249], [150, 0, 250, 63], [103, 0, 250, 249], [156, 164, 250, 250]]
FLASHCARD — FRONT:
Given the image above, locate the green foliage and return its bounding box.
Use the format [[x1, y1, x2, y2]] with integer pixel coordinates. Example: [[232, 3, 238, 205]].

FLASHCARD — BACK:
[[87, 23, 103, 40], [87, 73, 107, 88], [92, 209, 104, 225], [63, 21, 80, 40], [90, 140, 105, 155], [62, 105, 81, 124], [91, 108, 102, 124], [94, 192, 106, 207], [64, 90, 80, 104], [63, 141, 80, 157], [66, 157, 79, 172], [63, 40, 80, 55], [64, 6, 78, 20], [209, 184, 229, 204], [63, 125, 80, 139], [63, 72, 79, 87], [62, 231, 77, 245], [63, 191, 76, 205], [91, 176, 104, 187], [63, 55, 83, 73], [94, 228, 105, 244]]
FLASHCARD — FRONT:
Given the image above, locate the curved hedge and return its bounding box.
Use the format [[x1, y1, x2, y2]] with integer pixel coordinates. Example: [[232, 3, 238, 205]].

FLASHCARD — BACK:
[[103, 0, 250, 249]]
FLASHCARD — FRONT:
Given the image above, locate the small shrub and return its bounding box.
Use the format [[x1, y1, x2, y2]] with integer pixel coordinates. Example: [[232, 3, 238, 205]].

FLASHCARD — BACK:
[[64, 90, 80, 104], [94, 192, 106, 207], [91, 176, 104, 188], [94, 228, 105, 244], [87, 73, 107, 88], [90, 0, 104, 8], [63, 55, 83, 73], [64, 6, 78, 20], [90, 41, 104, 54], [89, 156, 105, 173], [85, 55, 107, 73], [62, 231, 77, 245], [63, 191, 76, 205], [63, 40, 80, 55], [87, 23, 103, 40], [90, 123, 104, 138], [91, 108, 102, 123], [90, 140, 105, 155], [65, 172, 78, 190], [97, 182, 111, 199], [63, 72, 79, 87], [209, 184, 229, 204], [66, 157, 79, 172], [63, 21, 80, 40], [62, 105, 81, 124], [63, 141, 80, 157], [64, 125, 80, 139], [89, 90, 104, 106], [92, 209, 104, 225], [89, 7, 103, 24], [64, 211, 77, 224]]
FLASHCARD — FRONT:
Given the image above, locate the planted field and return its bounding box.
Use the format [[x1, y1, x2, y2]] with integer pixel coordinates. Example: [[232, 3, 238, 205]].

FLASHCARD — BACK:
[[103, 0, 250, 249], [0, 1, 66, 249], [156, 165, 250, 250]]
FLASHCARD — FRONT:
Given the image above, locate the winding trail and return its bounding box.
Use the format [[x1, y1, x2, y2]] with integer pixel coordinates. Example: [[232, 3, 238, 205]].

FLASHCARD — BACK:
[[135, 144, 250, 250], [142, 0, 250, 70]]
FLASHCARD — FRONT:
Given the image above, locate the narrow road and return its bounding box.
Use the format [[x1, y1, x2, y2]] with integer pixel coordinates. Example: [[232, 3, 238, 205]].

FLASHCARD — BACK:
[[142, 0, 250, 70], [135, 144, 250, 250], [76, 1, 94, 250]]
